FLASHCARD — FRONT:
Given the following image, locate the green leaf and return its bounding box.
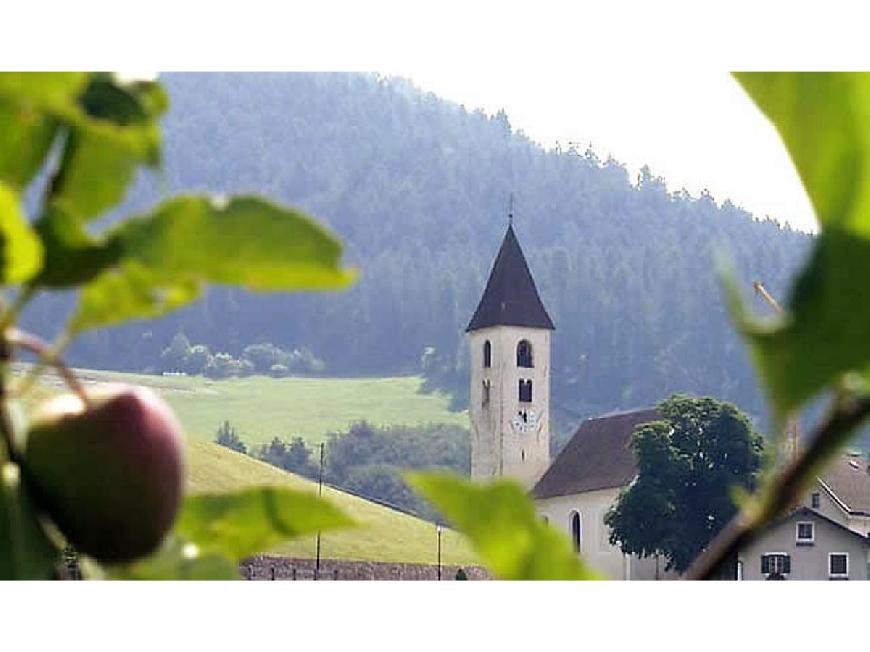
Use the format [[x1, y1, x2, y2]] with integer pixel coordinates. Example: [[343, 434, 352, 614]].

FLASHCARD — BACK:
[[72, 261, 200, 331], [69, 195, 356, 331], [48, 76, 166, 222], [0, 99, 59, 189], [735, 73, 870, 236], [175, 487, 355, 562], [407, 472, 601, 580], [32, 206, 121, 287], [107, 536, 239, 580], [0, 73, 89, 115], [0, 462, 59, 580], [49, 125, 157, 222], [0, 181, 43, 283], [116, 195, 356, 290], [729, 73, 870, 416]]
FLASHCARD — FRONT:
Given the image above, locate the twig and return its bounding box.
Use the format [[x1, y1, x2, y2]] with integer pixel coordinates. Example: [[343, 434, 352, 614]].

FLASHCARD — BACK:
[[686, 392, 870, 579], [4, 328, 89, 408]]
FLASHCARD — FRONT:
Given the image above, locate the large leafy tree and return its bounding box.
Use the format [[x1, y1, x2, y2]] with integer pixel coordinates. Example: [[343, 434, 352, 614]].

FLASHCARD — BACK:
[[604, 395, 764, 573]]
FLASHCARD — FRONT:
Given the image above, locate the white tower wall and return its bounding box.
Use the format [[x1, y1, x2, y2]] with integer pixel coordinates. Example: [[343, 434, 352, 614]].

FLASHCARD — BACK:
[[469, 325, 551, 488]]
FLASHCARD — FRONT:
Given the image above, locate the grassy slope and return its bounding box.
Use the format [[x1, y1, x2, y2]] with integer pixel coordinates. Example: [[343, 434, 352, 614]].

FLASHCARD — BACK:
[[186, 438, 477, 565], [22, 367, 467, 446]]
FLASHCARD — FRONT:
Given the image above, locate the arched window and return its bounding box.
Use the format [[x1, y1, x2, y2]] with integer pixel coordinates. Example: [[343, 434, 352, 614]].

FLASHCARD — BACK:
[[483, 340, 492, 368], [482, 380, 491, 406], [516, 340, 533, 368], [518, 379, 533, 403], [570, 511, 582, 552]]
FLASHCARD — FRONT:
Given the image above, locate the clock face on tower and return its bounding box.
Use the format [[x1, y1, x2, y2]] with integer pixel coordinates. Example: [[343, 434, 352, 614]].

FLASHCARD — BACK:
[[511, 409, 538, 433]]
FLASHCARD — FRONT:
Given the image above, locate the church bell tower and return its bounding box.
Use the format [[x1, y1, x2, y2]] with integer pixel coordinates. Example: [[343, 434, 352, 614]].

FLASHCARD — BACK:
[[466, 222, 554, 489]]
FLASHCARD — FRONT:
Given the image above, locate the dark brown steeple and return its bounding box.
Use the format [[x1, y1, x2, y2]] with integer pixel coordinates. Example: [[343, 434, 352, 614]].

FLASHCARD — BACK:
[[466, 224, 555, 332]]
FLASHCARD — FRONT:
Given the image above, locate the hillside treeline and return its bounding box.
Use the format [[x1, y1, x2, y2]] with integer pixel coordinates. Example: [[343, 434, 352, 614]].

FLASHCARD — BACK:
[[22, 72, 815, 434]]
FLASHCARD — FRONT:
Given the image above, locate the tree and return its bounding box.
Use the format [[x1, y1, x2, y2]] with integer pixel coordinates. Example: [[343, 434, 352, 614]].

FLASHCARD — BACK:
[[604, 394, 764, 573], [214, 421, 247, 454], [256, 436, 318, 479]]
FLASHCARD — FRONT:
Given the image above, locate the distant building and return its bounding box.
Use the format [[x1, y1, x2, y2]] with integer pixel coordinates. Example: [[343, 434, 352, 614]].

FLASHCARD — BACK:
[[466, 223, 554, 490], [466, 222, 674, 578], [737, 453, 870, 581], [532, 408, 678, 580]]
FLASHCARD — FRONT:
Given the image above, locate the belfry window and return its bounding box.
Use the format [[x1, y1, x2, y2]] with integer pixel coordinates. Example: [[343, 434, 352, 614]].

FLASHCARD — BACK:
[[519, 379, 533, 403], [517, 340, 533, 368], [483, 340, 492, 368]]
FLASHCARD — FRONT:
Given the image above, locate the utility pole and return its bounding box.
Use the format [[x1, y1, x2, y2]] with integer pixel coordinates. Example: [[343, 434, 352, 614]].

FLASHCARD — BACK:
[[436, 523, 443, 580], [315, 442, 324, 580]]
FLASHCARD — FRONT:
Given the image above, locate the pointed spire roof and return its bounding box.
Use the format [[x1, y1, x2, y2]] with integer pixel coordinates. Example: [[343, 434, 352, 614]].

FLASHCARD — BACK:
[[466, 224, 555, 333]]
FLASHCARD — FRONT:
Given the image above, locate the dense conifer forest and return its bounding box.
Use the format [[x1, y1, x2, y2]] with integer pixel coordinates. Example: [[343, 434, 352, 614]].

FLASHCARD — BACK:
[[22, 72, 822, 443]]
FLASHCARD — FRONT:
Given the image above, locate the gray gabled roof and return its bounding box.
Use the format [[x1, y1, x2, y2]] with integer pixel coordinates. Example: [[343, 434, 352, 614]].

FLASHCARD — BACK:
[[532, 408, 659, 499], [466, 224, 555, 333], [819, 453, 870, 515]]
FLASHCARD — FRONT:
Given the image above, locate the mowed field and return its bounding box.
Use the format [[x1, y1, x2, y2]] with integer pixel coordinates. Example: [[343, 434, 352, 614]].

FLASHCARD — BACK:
[[17, 366, 467, 447], [188, 438, 477, 564]]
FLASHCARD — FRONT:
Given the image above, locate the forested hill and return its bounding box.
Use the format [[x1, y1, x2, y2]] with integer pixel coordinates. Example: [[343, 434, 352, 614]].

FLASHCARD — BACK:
[[23, 72, 814, 435]]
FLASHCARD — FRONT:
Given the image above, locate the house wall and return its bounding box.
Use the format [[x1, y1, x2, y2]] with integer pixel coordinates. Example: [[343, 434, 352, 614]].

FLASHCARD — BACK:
[[535, 487, 678, 580], [469, 325, 551, 489], [739, 511, 869, 581]]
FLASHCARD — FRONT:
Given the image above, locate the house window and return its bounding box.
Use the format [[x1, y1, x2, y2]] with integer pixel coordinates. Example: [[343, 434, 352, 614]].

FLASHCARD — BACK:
[[829, 553, 849, 579], [811, 492, 820, 509], [483, 340, 492, 368], [570, 511, 582, 553], [796, 521, 814, 545], [516, 340, 533, 368], [761, 553, 790, 578], [518, 379, 533, 403]]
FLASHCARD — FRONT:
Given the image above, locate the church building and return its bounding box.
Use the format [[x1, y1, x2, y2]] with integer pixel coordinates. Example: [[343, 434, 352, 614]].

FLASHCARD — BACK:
[[467, 221, 868, 581], [466, 222, 673, 580]]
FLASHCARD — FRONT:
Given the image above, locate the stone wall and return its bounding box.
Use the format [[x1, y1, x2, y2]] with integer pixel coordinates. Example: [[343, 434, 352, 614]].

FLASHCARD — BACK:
[[241, 555, 490, 581]]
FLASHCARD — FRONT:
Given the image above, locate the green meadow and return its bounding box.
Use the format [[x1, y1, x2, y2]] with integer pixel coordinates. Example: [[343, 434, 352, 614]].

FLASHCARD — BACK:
[[186, 438, 478, 565], [21, 366, 467, 447]]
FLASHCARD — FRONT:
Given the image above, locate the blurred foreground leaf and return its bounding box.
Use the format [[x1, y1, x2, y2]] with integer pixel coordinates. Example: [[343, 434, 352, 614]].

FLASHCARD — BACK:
[[732, 72, 870, 418], [407, 472, 601, 580], [48, 75, 167, 222], [71, 195, 356, 331], [0, 182, 43, 283], [108, 536, 239, 580], [175, 487, 355, 562], [0, 462, 58, 580]]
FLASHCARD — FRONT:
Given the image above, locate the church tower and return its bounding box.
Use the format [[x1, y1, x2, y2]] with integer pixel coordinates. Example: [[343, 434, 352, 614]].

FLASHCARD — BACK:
[[466, 223, 554, 489]]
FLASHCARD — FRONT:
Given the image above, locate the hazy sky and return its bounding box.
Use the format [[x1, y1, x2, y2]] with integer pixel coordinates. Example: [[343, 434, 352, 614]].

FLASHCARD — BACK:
[[396, 69, 816, 233]]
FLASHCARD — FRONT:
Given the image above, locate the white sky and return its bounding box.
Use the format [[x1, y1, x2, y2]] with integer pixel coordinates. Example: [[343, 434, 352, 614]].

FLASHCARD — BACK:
[[10, 0, 870, 235]]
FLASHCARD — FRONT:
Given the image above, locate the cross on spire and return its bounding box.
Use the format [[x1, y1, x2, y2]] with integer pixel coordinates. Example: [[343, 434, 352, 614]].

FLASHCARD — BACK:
[[508, 192, 514, 225]]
